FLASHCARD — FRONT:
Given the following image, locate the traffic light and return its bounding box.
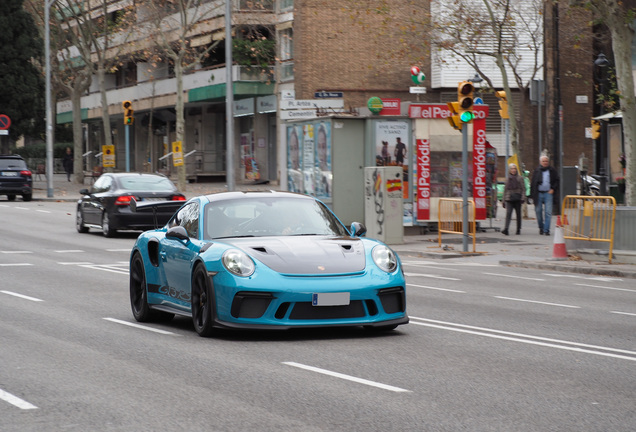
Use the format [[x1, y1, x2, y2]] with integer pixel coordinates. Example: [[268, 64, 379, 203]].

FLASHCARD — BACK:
[[591, 119, 601, 140], [496, 90, 509, 119], [457, 81, 474, 123], [122, 100, 134, 125], [447, 101, 463, 131]]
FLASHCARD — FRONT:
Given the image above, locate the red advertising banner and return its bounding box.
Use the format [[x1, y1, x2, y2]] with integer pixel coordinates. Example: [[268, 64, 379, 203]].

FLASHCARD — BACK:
[[472, 115, 488, 220], [416, 138, 431, 220], [380, 98, 401, 116]]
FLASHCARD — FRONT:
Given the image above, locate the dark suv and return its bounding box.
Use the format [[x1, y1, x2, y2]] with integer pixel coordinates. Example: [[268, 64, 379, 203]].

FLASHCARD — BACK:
[[0, 155, 33, 201]]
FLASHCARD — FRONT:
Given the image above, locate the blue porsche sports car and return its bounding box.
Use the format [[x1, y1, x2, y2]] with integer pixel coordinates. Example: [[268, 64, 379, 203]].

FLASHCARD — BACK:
[[129, 191, 408, 337]]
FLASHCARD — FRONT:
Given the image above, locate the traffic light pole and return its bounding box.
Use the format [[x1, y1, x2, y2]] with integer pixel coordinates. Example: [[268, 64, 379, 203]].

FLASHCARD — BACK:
[[125, 124, 130, 172], [461, 125, 469, 253]]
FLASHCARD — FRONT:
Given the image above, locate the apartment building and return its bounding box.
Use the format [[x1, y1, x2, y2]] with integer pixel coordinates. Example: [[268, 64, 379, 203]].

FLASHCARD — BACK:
[[54, 0, 593, 191]]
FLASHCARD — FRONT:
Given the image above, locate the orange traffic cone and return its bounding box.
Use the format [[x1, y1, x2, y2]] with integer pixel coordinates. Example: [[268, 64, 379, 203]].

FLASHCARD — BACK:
[[550, 223, 568, 260]]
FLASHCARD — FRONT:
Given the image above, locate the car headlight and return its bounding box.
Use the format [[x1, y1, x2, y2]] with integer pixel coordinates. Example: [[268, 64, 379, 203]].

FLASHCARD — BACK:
[[222, 249, 255, 277], [372, 245, 398, 273]]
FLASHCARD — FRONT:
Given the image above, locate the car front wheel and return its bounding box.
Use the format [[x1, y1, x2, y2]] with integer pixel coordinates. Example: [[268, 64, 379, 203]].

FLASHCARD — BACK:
[[129, 252, 174, 322], [76, 209, 89, 233], [191, 264, 215, 337]]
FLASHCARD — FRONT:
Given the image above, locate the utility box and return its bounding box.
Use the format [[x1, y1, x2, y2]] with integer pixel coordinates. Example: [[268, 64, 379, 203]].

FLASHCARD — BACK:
[[562, 166, 578, 196], [364, 166, 404, 244]]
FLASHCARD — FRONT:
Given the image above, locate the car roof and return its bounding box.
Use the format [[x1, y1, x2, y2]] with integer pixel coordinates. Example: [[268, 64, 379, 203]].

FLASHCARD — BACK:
[[103, 172, 168, 178], [202, 190, 314, 203], [0, 154, 25, 159]]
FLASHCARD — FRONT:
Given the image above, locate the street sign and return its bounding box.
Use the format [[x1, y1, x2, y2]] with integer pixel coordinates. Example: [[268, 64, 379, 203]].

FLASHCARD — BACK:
[[314, 91, 344, 98], [409, 87, 427, 94], [0, 114, 11, 130], [281, 99, 344, 110], [0, 130, 8, 135], [280, 110, 317, 120]]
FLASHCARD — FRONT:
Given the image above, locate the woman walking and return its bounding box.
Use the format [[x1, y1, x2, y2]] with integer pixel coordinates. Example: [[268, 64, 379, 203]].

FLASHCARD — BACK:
[[502, 163, 524, 235]]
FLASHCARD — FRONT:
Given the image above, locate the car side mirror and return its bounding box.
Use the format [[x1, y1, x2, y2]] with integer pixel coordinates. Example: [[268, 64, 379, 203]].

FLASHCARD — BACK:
[[166, 226, 189, 241], [79, 188, 90, 195], [350, 222, 366, 237]]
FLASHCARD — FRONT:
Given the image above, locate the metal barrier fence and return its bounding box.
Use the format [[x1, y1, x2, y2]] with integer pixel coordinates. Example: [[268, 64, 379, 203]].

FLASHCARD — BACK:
[[438, 198, 476, 252], [560, 195, 616, 263]]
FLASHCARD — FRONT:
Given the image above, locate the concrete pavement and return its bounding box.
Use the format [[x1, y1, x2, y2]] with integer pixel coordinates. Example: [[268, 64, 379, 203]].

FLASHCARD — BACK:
[[29, 173, 636, 279]]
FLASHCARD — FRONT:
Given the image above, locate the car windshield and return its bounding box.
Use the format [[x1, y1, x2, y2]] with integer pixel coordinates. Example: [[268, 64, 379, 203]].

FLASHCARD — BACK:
[[0, 159, 26, 170], [118, 175, 175, 191], [204, 196, 349, 239]]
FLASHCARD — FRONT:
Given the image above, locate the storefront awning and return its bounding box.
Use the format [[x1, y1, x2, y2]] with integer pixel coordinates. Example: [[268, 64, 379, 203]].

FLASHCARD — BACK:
[[593, 111, 622, 121]]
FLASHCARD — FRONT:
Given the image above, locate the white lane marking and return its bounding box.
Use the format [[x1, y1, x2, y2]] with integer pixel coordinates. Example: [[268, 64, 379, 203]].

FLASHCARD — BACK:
[[59, 262, 94, 265], [402, 260, 497, 267], [81, 264, 128, 275], [1, 251, 32, 254], [407, 283, 465, 293], [0, 263, 33, 267], [494, 296, 580, 309], [106, 249, 131, 252], [610, 311, 636, 317], [55, 250, 84, 253], [1, 291, 43, 302], [409, 317, 636, 361], [544, 273, 622, 282], [36, 210, 51, 213], [103, 318, 176, 335], [483, 272, 545, 281], [282, 362, 411, 393], [404, 272, 460, 281], [575, 283, 636, 293], [0, 388, 38, 410], [15, 206, 29, 210]]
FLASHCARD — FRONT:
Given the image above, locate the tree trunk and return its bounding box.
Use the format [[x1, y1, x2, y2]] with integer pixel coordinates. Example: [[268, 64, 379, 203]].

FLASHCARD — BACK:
[[175, 61, 187, 192]]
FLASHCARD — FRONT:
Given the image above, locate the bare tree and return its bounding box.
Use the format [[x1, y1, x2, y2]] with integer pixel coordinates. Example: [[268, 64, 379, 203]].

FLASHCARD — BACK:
[[577, 0, 636, 205], [136, 0, 225, 191]]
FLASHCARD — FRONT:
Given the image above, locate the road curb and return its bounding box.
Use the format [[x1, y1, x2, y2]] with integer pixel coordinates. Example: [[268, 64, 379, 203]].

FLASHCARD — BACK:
[[500, 260, 636, 279]]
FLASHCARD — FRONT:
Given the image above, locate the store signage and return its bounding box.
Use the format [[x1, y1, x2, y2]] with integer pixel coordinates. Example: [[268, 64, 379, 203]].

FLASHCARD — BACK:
[[416, 139, 431, 220], [257, 95, 277, 113], [234, 98, 255, 117], [408, 103, 488, 119], [367, 97, 383, 114]]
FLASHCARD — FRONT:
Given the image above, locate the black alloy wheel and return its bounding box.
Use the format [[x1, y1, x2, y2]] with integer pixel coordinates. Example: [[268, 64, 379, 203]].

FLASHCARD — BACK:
[[102, 212, 116, 237], [129, 252, 175, 323], [191, 264, 215, 337]]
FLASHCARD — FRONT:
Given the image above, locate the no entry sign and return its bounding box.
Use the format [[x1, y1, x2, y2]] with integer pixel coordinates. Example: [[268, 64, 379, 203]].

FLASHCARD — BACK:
[[0, 114, 11, 130]]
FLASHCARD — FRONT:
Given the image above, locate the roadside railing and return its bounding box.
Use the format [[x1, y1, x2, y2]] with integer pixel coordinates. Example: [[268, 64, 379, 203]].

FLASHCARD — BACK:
[[438, 198, 476, 252], [561, 195, 617, 263]]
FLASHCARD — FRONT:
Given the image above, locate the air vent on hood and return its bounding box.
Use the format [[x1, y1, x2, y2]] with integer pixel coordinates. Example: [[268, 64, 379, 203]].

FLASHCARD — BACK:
[[251, 246, 268, 254]]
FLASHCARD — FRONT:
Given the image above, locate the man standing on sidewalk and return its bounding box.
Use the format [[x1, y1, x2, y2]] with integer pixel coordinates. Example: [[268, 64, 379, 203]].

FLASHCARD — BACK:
[[531, 155, 560, 235]]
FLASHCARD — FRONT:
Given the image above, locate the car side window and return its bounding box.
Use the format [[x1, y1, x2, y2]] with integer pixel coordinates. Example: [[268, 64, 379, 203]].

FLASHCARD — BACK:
[[92, 175, 111, 193], [170, 202, 199, 238]]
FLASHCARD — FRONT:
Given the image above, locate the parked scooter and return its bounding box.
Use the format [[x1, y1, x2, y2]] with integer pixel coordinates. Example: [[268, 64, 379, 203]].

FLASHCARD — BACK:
[[579, 169, 601, 196]]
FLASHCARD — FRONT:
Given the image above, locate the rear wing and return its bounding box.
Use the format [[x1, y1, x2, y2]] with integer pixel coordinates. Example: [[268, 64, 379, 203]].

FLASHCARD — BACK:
[[130, 198, 186, 229]]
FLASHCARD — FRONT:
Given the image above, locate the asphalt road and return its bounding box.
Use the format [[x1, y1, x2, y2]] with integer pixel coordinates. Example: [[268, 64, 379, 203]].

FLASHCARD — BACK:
[[1, 200, 635, 431]]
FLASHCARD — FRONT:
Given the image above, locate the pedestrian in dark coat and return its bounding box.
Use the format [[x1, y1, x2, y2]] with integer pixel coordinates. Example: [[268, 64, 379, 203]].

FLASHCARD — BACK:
[[63, 147, 73, 182], [502, 163, 524, 235], [530, 155, 560, 235]]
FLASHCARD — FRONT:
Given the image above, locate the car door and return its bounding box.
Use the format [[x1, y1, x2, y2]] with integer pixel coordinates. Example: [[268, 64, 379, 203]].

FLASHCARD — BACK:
[[161, 201, 200, 306], [82, 175, 112, 225]]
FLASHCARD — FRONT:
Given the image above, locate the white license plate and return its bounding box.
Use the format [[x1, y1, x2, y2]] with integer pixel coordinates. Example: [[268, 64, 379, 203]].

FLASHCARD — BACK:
[[312, 292, 350, 306], [142, 197, 167, 202], [1, 172, 18, 176]]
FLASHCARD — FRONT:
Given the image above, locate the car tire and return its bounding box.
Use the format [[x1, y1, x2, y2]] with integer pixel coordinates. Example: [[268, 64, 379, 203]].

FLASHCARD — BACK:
[[191, 263, 216, 337], [76, 209, 89, 233], [130, 252, 174, 323], [102, 212, 116, 237], [22, 193, 32, 202], [8, 194, 16, 201]]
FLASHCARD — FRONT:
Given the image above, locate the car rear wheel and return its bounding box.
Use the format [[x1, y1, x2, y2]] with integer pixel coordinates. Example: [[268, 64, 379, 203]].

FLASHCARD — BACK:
[[22, 193, 32, 202], [130, 252, 174, 323], [191, 264, 215, 337], [102, 212, 116, 237], [76, 209, 89, 233], [7, 194, 16, 201]]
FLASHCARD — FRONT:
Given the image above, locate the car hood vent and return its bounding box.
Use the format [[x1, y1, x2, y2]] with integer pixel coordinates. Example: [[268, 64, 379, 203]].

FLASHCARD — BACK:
[[226, 236, 366, 275]]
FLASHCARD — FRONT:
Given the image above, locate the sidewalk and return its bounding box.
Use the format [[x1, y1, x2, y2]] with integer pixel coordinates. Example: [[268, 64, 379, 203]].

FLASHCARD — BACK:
[[32, 174, 636, 279]]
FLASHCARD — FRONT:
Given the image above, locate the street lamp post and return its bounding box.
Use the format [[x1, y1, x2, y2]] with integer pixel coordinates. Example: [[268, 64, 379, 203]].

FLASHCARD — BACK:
[[45, 0, 56, 198], [594, 53, 610, 195]]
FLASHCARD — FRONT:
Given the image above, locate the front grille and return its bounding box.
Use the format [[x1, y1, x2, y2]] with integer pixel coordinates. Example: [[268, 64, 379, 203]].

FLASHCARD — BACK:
[[289, 301, 366, 320]]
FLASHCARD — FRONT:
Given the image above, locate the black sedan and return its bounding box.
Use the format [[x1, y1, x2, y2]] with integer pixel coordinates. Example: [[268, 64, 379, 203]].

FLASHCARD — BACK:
[[76, 172, 185, 237]]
